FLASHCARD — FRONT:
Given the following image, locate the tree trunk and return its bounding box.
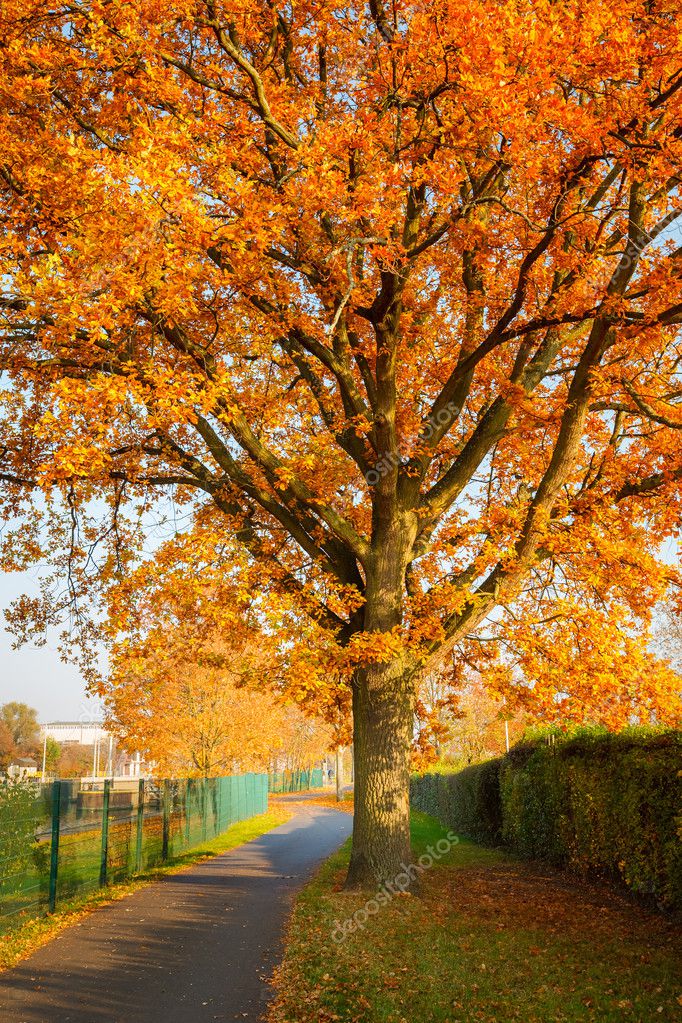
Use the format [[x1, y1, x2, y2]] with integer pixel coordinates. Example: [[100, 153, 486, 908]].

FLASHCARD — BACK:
[[345, 656, 415, 887]]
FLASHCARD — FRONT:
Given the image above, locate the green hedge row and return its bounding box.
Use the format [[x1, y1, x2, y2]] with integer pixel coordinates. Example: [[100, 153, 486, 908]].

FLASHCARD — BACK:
[[409, 758, 503, 844], [410, 730, 682, 910]]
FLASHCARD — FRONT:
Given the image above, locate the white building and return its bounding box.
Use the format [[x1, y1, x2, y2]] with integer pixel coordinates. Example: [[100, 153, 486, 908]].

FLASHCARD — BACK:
[[40, 721, 109, 745], [7, 756, 39, 780], [39, 721, 150, 779]]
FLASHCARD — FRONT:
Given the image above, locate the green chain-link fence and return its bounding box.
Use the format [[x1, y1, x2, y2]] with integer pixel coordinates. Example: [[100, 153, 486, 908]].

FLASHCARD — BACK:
[[268, 767, 323, 792], [0, 773, 268, 934]]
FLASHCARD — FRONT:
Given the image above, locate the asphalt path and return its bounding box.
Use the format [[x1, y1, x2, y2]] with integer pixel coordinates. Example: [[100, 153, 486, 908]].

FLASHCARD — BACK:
[[0, 797, 352, 1023]]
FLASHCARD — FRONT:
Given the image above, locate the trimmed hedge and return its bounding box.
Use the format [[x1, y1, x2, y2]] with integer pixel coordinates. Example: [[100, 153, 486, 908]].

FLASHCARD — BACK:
[[411, 730, 682, 910], [410, 758, 503, 844]]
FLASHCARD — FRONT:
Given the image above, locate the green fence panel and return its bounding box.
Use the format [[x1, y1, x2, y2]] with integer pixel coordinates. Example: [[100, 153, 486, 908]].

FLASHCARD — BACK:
[[0, 771, 268, 936], [0, 782, 52, 929], [267, 766, 324, 793], [135, 779, 145, 873]]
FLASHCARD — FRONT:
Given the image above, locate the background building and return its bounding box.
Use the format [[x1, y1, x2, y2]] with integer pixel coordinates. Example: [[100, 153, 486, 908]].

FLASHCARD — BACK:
[[40, 721, 108, 746], [39, 722, 151, 779]]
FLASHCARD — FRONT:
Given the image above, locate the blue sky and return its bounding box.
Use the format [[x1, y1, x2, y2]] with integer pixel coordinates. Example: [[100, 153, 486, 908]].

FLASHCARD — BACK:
[[0, 569, 103, 722]]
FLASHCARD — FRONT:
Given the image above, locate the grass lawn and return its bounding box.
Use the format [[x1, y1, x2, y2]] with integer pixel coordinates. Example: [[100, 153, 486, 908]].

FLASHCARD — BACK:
[[0, 806, 291, 972], [269, 811, 681, 1023]]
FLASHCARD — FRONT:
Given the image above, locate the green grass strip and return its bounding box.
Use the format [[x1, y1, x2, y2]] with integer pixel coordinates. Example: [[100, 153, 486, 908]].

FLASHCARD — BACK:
[[270, 811, 681, 1023]]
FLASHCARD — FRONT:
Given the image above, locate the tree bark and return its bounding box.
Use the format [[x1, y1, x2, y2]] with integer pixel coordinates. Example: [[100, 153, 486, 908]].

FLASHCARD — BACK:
[[343, 501, 418, 887], [345, 656, 415, 887]]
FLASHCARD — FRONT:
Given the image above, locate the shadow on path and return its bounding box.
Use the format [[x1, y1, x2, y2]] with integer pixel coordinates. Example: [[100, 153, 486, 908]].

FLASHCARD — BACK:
[[0, 804, 352, 1023]]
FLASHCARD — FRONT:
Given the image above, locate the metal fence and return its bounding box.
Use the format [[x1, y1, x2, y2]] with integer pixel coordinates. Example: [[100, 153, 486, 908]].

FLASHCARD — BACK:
[[268, 767, 323, 792], [0, 773, 268, 934]]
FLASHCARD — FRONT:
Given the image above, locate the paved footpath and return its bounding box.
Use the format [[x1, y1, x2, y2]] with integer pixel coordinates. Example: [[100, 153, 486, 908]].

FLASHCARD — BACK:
[[0, 798, 352, 1023]]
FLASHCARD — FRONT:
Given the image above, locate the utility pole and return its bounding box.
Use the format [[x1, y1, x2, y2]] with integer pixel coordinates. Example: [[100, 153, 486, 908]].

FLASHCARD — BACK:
[[335, 746, 343, 802], [41, 731, 48, 783]]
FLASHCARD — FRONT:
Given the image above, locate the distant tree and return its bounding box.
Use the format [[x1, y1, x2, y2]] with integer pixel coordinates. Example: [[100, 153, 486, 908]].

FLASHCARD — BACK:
[[415, 669, 526, 770], [276, 707, 334, 774], [44, 736, 61, 775], [652, 595, 682, 675], [98, 552, 347, 778], [0, 702, 40, 753], [106, 627, 331, 777], [56, 743, 94, 779], [0, 719, 16, 771], [442, 685, 525, 768]]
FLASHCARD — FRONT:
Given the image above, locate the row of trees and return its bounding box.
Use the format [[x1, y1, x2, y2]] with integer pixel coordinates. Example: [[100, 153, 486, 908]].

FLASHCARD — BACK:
[[0, 0, 681, 883], [107, 644, 335, 778], [0, 688, 333, 780], [99, 546, 343, 775], [107, 619, 522, 778]]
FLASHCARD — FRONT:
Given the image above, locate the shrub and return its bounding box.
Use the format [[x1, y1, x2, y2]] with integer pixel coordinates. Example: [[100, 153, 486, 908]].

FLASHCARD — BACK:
[[411, 757, 503, 844], [412, 729, 682, 910], [500, 730, 682, 909]]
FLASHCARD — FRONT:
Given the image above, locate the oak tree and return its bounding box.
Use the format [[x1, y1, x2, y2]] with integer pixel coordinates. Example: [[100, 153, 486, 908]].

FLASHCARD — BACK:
[[1, 1, 682, 883]]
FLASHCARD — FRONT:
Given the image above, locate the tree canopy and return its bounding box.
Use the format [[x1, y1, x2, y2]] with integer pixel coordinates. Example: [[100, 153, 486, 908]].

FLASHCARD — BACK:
[[0, 0, 681, 881], [104, 572, 336, 776], [0, 702, 40, 752]]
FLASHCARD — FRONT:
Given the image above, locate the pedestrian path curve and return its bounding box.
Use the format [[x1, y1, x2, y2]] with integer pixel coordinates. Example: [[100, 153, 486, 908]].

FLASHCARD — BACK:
[[0, 799, 352, 1023]]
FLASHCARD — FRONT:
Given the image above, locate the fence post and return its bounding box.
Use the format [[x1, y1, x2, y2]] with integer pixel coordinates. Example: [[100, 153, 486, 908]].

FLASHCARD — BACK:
[[217, 777, 223, 834], [201, 777, 208, 841], [99, 779, 110, 888], [211, 778, 217, 837], [184, 779, 191, 849], [48, 780, 62, 914], [135, 778, 145, 874], [228, 776, 235, 828], [161, 779, 171, 861]]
